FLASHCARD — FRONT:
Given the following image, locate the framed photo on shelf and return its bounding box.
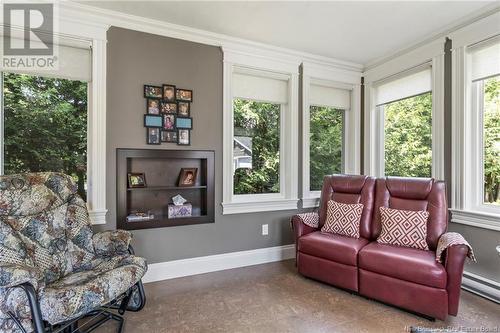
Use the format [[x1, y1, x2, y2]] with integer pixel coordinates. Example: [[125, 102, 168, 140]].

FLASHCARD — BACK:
[[177, 129, 190, 145], [128, 172, 146, 188], [147, 128, 161, 145], [176, 89, 193, 102], [162, 84, 176, 102], [144, 85, 162, 99], [177, 101, 190, 116], [163, 114, 176, 130], [176, 117, 193, 129], [161, 101, 177, 114], [146, 99, 160, 114], [178, 168, 198, 187], [161, 130, 177, 143], [144, 114, 163, 128]]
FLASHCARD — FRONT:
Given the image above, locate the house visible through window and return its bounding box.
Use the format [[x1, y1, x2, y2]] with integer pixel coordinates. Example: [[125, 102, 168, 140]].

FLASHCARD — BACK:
[[309, 105, 343, 191], [2, 72, 88, 199], [233, 98, 280, 195]]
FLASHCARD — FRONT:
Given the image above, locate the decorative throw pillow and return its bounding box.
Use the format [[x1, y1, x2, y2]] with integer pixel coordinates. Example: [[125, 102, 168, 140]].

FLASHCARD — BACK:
[[377, 206, 429, 250], [321, 200, 364, 238]]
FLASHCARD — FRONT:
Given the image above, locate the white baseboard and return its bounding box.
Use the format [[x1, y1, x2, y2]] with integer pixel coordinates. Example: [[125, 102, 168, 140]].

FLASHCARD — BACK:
[[462, 271, 500, 303], [143, 244, 295, 283]]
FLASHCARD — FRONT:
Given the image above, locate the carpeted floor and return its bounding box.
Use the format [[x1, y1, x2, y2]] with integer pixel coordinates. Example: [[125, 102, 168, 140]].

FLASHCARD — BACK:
[[95, 260, 500, 333]]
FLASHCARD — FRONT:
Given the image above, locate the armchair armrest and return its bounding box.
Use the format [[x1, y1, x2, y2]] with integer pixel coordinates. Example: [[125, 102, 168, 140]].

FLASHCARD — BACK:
[[0, 263, 39, 289], [93, 230, 133, 256], [444, 244, 468, 316], [291, 213, 319, 263]]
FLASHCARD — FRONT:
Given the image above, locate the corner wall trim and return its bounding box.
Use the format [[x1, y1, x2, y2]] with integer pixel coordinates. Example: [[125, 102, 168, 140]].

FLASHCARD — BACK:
[[462, 271, 500, 304], [143, 244, 295, 284]]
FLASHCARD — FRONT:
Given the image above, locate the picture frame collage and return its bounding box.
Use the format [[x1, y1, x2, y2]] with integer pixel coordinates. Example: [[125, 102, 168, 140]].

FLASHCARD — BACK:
[[143, 84, 193, 145]]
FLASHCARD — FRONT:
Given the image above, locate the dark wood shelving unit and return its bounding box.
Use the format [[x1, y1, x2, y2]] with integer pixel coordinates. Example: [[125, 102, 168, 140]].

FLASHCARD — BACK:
[[116, 149, 215, 230]]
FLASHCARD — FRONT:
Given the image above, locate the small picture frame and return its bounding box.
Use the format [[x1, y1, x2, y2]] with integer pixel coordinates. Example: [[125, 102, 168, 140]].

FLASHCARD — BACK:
[[176, 89, 193, 102], [176, 117, 193, 129], [162, 84, 176, 102], [128, 172, 146, 188], [144, 114, 163, 128], [177, 168, 198, 187], [161, 130, 177, 143], [177, 129, 190, 145], [163, 114, 176, 130], [144, 85, 162, 99], [146, 98, 160, 114], [147, 128, 161, 145], [161, 101, 177, 114], [177, 101, 190, 116]]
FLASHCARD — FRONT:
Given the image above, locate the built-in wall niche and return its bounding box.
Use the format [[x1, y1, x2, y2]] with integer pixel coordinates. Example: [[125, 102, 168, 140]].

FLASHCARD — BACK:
[[116, 149, 215, 230]]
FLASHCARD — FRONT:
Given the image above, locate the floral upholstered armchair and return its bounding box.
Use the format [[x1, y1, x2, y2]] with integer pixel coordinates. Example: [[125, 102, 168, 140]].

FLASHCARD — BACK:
[[0, 173, 147, 333]]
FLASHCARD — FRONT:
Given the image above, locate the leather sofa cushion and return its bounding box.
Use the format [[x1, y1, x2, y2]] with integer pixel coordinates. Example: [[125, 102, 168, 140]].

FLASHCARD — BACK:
[[298, 232, 369, 266], [359, 242, 446, 289]]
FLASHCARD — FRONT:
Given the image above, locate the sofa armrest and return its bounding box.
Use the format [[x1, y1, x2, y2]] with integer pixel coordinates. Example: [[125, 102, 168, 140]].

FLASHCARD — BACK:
[[291, 214, 318, 240], [0, 263, 39, 289], [444, 244, 468, 316], [93, 230, 133, 256]]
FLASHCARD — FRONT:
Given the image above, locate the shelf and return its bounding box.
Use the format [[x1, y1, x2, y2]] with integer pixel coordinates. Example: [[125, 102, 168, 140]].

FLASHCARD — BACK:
[[127, 185, 207, 191], [123, 214, 210, 230]]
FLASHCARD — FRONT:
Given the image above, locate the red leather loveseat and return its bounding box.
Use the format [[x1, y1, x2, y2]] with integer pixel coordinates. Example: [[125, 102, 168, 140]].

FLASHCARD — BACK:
[[292, 175, 469, 320]]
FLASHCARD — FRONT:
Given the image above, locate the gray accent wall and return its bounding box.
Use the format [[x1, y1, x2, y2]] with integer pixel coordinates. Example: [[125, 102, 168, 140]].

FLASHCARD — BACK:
[[101, 27, 300, 264]]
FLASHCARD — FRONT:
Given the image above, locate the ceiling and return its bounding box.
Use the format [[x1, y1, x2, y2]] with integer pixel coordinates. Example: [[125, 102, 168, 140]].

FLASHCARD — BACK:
[[77, 1, 496, 65]]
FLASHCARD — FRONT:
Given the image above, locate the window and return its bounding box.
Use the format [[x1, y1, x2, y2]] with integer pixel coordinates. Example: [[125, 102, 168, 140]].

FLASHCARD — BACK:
[[222, 59, 298, 214], [469, 39, 500, 212], [233, 99, 280, 195], [309, 106, 344, 191], [374, 66, 433, 177], [382, 92, 432, 177], [2, 73, 88, 199]]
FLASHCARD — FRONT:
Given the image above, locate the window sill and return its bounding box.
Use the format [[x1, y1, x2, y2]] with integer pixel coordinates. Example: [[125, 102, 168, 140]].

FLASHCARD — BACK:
[[450, 209, 500, 232], [222, 199, 299, 215], [302, 197, 320, 208]]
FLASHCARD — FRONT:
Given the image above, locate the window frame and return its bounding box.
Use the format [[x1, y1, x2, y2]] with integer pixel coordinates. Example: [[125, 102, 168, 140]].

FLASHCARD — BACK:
[[301, 63, 362, 208], [0, 24, 108, 224], [222, 50, 299, 215], [365, 58, 445, 180]]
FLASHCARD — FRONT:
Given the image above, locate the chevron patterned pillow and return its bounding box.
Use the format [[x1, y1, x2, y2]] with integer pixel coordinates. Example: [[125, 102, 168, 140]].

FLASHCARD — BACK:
[[321, 200, 364, 238], [377, 206, 429, 250]]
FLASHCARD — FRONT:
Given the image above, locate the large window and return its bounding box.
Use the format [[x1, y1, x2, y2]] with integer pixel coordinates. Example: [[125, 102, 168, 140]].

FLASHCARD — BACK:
[[222, 60, 298, 214], [309, 105, 343, 191], [233, 98, 280, 195], [374, 66, 433, 177], [2, 73, 88, 199], [382, 92, 432, 177]]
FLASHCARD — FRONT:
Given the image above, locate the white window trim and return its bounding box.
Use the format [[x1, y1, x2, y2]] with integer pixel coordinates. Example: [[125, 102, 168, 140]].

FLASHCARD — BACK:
[[301, 62, 362, 208], [0, 13, 109, 224], [451, 42, 500, 221], [364, 56, 445, 179], [221, 47, 299, 215]]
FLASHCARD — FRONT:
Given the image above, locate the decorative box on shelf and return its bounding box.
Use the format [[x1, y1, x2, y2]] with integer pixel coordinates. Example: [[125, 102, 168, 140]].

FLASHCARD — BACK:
[[168, 203, 192, 218]]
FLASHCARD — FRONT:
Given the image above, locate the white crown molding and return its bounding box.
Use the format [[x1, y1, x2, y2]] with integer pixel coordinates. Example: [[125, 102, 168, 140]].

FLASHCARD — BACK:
[[143, 244, 295, 283], [364, 3, 500, 71], [60, 1, 362, 73]]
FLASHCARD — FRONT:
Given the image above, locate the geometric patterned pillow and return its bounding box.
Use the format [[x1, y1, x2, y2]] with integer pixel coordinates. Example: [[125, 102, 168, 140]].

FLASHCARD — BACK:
[[377, 206, 429, 250], [321, 200, 364, 239]]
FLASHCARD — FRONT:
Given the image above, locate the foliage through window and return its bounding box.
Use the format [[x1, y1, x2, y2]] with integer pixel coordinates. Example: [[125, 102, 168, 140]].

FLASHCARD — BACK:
[[233, 98, 280, 195], [309, 105, 343, 191], [383, 92, 432, 178], [2, 73, 88, 199], [482, 76, 500, 205]]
